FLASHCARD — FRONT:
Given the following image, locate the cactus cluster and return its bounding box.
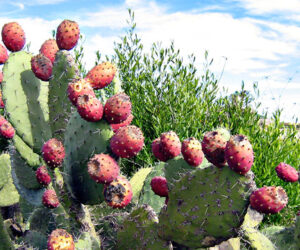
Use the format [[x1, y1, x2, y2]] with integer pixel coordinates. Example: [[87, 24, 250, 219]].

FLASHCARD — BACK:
[[0, 19, 299, 250]]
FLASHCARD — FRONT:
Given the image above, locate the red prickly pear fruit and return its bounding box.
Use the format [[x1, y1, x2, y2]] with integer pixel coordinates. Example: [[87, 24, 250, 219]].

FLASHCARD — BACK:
[[110, 113, 134, 133], [275, 162, 299, 182], [0, 71, 3, 84], [201, 129, 230, 167], [110, 125, 144, 158], [0, 90, 4, 108], [160, 131, 181, 159], [67, 78, 95, 106], [36, 165, 51, 186], [0, 44, 8, 64], [0, 116, 7, 126], [151, 138, 170, 162], [225, 134, 254, 175], [150, 176, 168, 197], [2, 22, 25, 52], [181, 137, 204, 166], [104, 93, 132, 124], [104, 176, 132, 208], [56, 19, 80, 50], [47, 229, 75, 250], [42, 138, 65, 168], [39, 39, 59, 64], [250, 186, 288, 214], [0, 121, 15, 139], [42, 189, 60, 209], [76, 94, 103, 122], [87, 153, 120, 184], [31, 54, 53, 81], [86, 62, 116, 89]]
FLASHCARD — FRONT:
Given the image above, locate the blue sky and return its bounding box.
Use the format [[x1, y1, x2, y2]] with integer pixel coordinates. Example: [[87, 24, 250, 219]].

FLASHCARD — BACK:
[[1, 0, 300, 122]]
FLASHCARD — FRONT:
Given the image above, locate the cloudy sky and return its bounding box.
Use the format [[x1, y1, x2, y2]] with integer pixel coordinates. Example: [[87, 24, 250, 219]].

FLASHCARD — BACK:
[[1, 0, 300, 122]]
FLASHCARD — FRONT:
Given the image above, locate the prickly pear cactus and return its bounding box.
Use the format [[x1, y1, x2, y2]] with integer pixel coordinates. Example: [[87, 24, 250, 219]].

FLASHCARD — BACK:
[[0, 154, 19, 207], [48, 50, 79, 141], [2, 51, 52, 152], [64, 112, 114, 204], [117, 204, 172, 249], [158, 165, 256, 248]]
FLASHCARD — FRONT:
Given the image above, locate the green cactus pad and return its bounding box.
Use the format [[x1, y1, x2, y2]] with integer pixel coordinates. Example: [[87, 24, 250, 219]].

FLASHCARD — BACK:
[[13, 135, 40, 167], [22, 230, 47, 250], [0, 154, 9, 189], [164, 156, 210, 191], [130, 167, 152, 203], [49, 51, 79, 141], [27, 207, 55, 235], [98, 213, 127, 249], [2, 51, 52, 152], [9, 148, 41, 189], [10, 154, 44, 206], [242, 227, 275, 250], [64, 112, 113, 204], [117, 205, 172, 249], [75, 232, 101, 250], [0, 154, 19, 207], [241, 207, 263, 229], [138, 162, 166, 213], [158, 165, 255, 248]]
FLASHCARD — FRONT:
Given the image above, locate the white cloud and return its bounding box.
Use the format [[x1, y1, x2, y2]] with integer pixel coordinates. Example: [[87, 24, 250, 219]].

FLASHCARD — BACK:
[[233, 0, 300, 14]]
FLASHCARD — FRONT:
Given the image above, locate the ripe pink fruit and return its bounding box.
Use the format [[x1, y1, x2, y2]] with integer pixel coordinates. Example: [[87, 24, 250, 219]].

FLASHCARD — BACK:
[[76, 94, 103, 122], [201, 130, 230, 167], [47, 229, 74, 250], [275, 162, 299, 182], [42, 189, 60, 209], [0, 44, 8, 64], [160, 131, 181, 159], [104, 176, 132, 208], [151, 137, 170, 162], [56, 20, 80, 50], [0, 116, 7, 126], [110, 113, 134, 133], [39, 39, 59, 64], [31, 54, 53, 81], [86, 62, 116, 89], [150, 176, 168, 197], [2, 22, 25, 52], [181, 137, 204, 166], [0, 90, 4, 108], [42, 138, 65, 168], [225, 134, 254, 175], [250, 186, 288, 214], [0, 121, 14, 139], [36, 165, 51, 186], [0, 71, 3, 83], [67, 78, 95, 106], [87, 154, 120, 184], [104, 93, 132, 124], [110, 125, 144, 158]]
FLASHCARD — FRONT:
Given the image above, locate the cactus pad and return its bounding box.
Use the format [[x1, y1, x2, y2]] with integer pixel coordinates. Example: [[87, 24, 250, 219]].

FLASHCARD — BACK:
[[2, 51, 52, 152], [117, 205, 172, 249], [48, 51, 79, 141], [64, 112, 113, 204], [158, 165, 255, 248]]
